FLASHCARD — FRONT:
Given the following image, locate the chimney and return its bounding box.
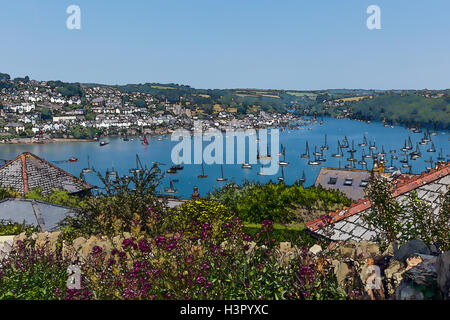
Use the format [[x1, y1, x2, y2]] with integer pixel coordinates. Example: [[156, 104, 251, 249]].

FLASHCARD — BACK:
[[192, 186, 200, 200]]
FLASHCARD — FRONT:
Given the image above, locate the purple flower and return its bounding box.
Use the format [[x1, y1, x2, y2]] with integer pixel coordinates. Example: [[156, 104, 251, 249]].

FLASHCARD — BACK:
[[138, 239, 151, 253], [196, 276, 206, 284], [155, 235, 166, 246], [122, 238, 134, 249], [92, 246, 103, 255]]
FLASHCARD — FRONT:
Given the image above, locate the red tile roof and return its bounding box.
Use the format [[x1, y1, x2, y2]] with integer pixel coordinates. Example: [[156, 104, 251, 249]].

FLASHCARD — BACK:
[[306, 162, 450, 232], [0, 152, 93, 195]]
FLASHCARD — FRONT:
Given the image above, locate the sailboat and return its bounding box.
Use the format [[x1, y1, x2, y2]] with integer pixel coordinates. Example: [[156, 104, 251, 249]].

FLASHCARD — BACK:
[[142, 135, 149, 146], [427, 142, 436, 153], [308, 148, 320, 166], [386, 157, 396, 171], [358, 136, 368, 147], [347, 140, 356, 153], [320, 134, 328, 151], [332, 141, 344, 158], [130, 154, 146, 173], [278, 166, 285, 182], [82, 156, 94, 174], [410, 143, 421, 160], [216, 165, 228, 182], [258, 144, 272, 161], [300, 141, 310, 159], [407, 137, 413, 150], [437, 148, 445, 163], [299, 171, 306, 184], [364, 148, 373, 159], [358, 155, 367, 168], [197, 163, 207, 178], [164, 179, 177, 193], [341, 136, 349, 149], [425, 156, 434, 171], [401, 155, 411, 169], [278, 145, 289, 166]]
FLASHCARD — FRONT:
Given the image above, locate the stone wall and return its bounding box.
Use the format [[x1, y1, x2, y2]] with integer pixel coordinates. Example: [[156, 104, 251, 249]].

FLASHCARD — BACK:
[[2, 232, 449, 300]]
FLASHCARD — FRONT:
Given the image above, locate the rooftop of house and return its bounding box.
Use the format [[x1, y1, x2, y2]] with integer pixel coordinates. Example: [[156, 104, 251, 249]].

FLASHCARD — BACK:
[[306, 162, 449, 242], [314, 167, 374, 201], [0, 152, 93, 196], [0, 198, 77, 232]]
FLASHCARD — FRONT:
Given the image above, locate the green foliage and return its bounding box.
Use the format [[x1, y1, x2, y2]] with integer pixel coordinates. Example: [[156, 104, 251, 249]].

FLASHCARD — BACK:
[[209, 181, 351, 224], [0, 241, 69, 300], [60, 165, 167, 237], [25, 188, 85, 209], [364, 177, 450, 251], [0, 220, 37, 236], [0, 188, 20, 200], [169, 199, 234, 241], [243, 222, 316, 248]]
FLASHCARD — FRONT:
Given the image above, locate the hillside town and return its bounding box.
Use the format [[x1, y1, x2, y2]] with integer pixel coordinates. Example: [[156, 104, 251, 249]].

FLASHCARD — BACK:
[[0, 77, 303, 143]]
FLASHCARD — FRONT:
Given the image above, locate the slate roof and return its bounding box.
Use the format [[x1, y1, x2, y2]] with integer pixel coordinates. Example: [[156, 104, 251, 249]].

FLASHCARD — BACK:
[[306, 162, 450, 241], [314, 167, 373, 201], [0, 152, 93, 195], [0, 198, 77, 232]]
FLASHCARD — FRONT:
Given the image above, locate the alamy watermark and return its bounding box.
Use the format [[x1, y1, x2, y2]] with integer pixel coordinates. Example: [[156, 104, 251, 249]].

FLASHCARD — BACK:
[[171, 121, 280, 175], [66, 5, 81, 30], [367, 5, 381, 30]]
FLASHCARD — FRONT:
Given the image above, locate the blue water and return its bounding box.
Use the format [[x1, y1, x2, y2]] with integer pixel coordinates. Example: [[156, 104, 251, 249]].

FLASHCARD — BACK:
[[0, 118, 448, 199]]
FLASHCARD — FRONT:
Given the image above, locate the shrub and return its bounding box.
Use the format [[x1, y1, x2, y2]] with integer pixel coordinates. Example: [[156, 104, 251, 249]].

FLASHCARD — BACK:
[[0, 220, 37, 236], [169, 199, 234, 241], [365, 177, 450, 251], [211, 181, 351, 224], [60, 165, 168, 238], [0, 240, 70, 300], [243, 222, 317, 248]]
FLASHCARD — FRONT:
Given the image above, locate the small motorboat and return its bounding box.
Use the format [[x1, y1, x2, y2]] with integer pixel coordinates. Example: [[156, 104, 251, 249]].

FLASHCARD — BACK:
[[241, 163, 252, 169], [100, 141, 109, 146], [164, 179, 177, 194], [68, 157, 78, 162]]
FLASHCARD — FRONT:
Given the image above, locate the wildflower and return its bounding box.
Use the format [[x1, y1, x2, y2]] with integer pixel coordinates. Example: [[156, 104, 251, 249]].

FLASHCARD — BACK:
[[138, 239, 151, 253], [196, 276, 206, 284], [92, 246, 103, 255], [106, 258, 116, 266], [243, 235, 252, 242], [122, 238, 135, 249], [155, 235, 166, 246]]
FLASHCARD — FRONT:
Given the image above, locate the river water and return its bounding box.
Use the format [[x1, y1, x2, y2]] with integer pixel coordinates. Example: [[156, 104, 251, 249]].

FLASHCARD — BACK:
[[0, 118, 448, 199]]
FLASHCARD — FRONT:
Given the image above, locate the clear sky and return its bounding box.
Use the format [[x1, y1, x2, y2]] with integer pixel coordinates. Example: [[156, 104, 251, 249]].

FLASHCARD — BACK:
[[0, 0, 449, 90]]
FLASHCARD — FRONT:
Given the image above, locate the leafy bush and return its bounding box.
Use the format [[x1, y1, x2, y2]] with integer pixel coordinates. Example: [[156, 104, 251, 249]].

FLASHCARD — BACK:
[[0, 240, 70, 300], [60, 166, 168, 237], [243, 222, 316, 248], [209, 181, 351, 224], [169, 199, 234, 241], [0, 188, 20, 200], [25, 188, 86, 209], [0, 220, 37, 236], [365, 177, 450, 251]]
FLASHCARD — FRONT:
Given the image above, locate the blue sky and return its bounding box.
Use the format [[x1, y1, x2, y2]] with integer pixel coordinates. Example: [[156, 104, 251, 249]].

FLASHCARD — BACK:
[[0, 0, 449, 90]]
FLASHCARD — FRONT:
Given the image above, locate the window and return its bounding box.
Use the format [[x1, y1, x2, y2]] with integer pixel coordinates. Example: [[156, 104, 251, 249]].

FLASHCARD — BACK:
[[344, 178, 353, 186], [360, 180, 369, 187], [328, 177, 337, 185]]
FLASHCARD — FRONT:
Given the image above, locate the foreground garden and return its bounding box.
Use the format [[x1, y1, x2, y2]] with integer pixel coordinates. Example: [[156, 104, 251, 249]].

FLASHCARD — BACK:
[[0, 165, 448, 300]]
